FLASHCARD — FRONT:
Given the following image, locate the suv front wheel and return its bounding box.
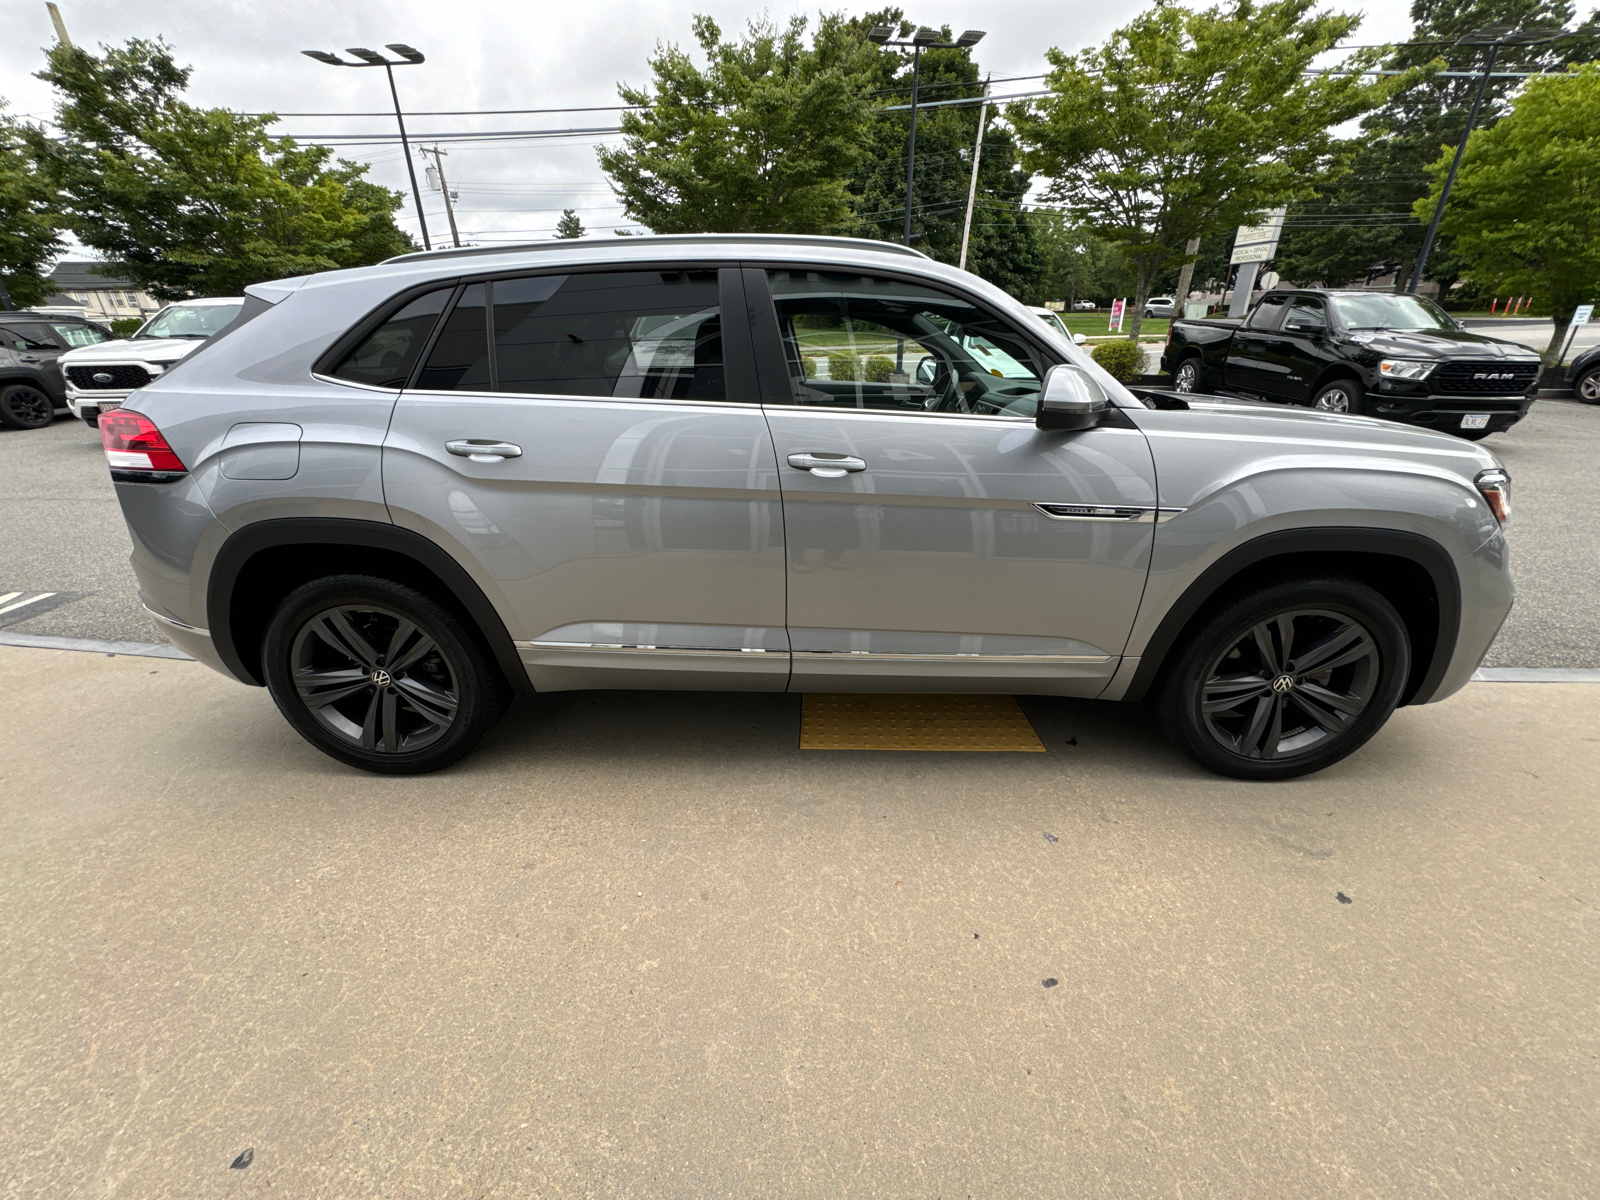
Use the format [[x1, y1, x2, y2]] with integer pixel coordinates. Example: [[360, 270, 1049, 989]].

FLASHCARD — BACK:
[[262, 575, 509, 774], [1155, 577, 1410, 780]]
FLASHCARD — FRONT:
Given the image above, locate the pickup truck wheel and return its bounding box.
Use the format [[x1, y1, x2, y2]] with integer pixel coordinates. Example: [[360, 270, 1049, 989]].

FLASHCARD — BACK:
[[1173, 357, 1203, 393], [1155, 577, 1410, 781], [1311, 380, 1363, 414], [262, 574, 510, 775], [0, 384, 56, 430], [1575, 365, 1600, 404]]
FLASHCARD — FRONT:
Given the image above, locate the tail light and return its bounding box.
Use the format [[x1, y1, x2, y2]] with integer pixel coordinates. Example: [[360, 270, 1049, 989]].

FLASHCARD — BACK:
[[100, 410, 187, 481], [1475, 467, 1511, 526]]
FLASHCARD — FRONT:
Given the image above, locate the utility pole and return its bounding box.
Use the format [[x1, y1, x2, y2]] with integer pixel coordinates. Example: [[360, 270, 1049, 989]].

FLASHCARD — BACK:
[[1408, 25, 1564, 295], [958, 76, 991, 272], [45, 2, 72, 46], [420, 145, 461, 248], [867, 24, 986, 247], [302, 44, 432, 251], [1172, 237, 1202, 316]]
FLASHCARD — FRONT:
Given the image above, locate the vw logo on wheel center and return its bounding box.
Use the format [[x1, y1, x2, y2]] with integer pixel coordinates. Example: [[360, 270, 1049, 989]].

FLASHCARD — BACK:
[[370, 669, 392, 688], [1271, 674, 1296, 694]]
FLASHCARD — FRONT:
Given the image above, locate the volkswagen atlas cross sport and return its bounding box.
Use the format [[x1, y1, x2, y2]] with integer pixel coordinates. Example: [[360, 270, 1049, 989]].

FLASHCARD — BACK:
[[100, 235, 1515, 780]]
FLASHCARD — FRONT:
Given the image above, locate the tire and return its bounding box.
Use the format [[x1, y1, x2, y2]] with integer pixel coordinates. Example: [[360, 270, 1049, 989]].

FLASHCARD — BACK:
[[1575, 365, 1600, 404], [0, 384, 57, 430], [1310, 379, 1364, 415], [262, 574, 510, 775], [1173, 355, 1203, 394], [1154, 577, 1410, 781]]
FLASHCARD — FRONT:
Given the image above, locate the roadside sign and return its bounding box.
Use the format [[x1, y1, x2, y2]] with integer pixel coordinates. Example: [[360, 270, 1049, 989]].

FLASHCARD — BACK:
[[1573, 304, 1595, 326], [1229, 208, 1287, 265], [1109, 299, 1125, 332], [1259, 270, 1281, 290]]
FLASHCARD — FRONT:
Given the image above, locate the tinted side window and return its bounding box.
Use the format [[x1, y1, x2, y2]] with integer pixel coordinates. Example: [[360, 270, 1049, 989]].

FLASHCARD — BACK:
[[49, 322, 110, 348], [417, 284, 490, 391], [329, 287, 452, 388], [7, 323, 64, 350], [766, 269, 1044, 417], [1246, 295, 1289, 331], [494, 270, 724, 400], [1284, 297, 1326, 330]]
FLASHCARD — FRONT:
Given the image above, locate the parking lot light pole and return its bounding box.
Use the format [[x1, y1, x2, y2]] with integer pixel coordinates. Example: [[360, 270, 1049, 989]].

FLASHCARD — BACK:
[[867, 25, 985, 247], [1407, 25, 1564, 295], [302, 43, 432, 252]]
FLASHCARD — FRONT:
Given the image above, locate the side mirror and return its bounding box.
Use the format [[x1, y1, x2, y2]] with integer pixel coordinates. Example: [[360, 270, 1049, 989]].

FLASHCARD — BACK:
[[1036, 364, 1109, 431], [1073, 333, 1087, 345], [915, 357, 937, 385]]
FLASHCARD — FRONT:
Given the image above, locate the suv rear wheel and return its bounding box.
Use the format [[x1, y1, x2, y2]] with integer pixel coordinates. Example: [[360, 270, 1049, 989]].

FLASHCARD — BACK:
[[1155, 577, 1410, 780], [0, 384, 56, 429], [262, 575, 509, 775]]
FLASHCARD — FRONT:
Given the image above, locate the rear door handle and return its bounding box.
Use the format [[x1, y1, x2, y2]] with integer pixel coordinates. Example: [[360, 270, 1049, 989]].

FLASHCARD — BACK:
[[446, 439, 523, 463], [787, 452, 866, 479]]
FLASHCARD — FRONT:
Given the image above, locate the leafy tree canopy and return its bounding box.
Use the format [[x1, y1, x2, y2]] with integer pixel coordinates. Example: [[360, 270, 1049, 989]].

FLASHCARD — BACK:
[[555, 208, 586, 238], [0, 103, 62, 308], [1276, 0, 1600, 295], [28, 39, 414, 300], [1009, 0, 1400, 336], [1420, 62, 1600, 362], [599, 14, 880, 234]]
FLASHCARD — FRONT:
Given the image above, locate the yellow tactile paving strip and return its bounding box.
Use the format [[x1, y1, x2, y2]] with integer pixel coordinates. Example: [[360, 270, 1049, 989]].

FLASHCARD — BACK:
[[800, 693, 1046, 752]]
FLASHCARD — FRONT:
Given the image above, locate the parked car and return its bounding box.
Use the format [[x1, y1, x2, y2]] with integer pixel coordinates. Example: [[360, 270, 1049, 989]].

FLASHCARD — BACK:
[[1143, 296, 1176, 319], [0, 312, 118, 429], [1072, 300, 1098, 312], [1026, 305, 1088, 345], [1565, 341, 1600, 403], [101, 234, 1513, 781], [60, 297, 245, 426], [1162, 288, 1542, 439]]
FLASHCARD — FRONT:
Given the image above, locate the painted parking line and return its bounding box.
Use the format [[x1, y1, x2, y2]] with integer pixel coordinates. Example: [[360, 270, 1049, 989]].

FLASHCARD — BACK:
[[0, 591, 79, 629]]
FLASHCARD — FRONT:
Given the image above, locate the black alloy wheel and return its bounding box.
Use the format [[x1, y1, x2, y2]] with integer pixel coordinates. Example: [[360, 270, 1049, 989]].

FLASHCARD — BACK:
[[263, 575, 509, 774], [1173, 357, 1203, 393], [1311, 379, 1364, 415], [0, 384, 56, 430], [1156, 578, 1410, 780], [1575, 365, 1600, 404]]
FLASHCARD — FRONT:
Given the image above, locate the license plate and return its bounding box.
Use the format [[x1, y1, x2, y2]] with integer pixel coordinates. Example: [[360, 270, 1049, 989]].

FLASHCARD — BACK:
[[1460, 414, 1489, 429], [99, 400, 122, 411]]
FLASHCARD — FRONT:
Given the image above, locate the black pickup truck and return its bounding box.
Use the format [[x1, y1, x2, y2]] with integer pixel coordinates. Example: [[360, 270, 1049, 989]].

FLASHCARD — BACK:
[[1160, 288, 1542, 440]]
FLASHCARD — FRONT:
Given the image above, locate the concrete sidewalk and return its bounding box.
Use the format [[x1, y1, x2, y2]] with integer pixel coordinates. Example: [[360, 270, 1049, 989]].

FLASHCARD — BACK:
[[3, 646, 1596, 1198]]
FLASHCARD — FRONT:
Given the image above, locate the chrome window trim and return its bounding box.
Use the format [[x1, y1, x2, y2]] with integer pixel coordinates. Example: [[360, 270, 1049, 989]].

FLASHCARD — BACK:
[[310, 372, 402, 394], [399, 388, 762, 410], [757, 402, 1035, 425]]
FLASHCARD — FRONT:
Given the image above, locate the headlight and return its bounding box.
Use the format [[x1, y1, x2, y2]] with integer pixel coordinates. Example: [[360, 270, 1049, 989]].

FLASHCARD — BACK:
[[1475, 467, 1511, 526], [1379, 359, 1435, 380]]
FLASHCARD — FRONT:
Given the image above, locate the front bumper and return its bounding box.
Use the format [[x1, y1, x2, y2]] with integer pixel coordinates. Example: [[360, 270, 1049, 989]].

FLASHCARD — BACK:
[[1370, 385, 1536, 434], [65, 385, 135, 421]]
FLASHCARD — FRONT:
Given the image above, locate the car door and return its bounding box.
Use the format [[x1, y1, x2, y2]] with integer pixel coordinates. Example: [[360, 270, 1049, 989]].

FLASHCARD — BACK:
[[2, 322, 69, 399], [1223, 293, 1289, 395], [753, 267, 1159, 698], [382, 266, 789, 693], [1266, 296, 1332, 403]]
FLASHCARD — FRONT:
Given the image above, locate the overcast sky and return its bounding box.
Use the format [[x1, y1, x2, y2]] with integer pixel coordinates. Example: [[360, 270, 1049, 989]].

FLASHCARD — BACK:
[[0, 0, 1530, 253]]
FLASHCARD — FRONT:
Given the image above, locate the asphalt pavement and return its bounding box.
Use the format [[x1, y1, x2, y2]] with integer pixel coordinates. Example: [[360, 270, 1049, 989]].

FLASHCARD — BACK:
[[3, 399, 1597, 666], [2, 646, 1596, 1197]]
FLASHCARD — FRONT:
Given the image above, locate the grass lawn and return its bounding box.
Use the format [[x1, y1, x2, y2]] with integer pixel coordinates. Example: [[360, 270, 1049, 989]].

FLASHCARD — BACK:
[[1055, 313, 1170, 339]]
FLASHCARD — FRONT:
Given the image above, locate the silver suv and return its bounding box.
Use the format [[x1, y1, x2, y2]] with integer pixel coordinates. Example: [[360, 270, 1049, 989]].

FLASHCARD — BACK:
[[101, 235, 1514, 780]]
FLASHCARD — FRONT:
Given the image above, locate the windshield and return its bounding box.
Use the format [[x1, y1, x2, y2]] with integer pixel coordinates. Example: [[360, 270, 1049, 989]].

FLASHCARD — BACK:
[[1330, 294, 1458, 332], [136, 302, 244, 340], [1035, 310, 1070, 338]]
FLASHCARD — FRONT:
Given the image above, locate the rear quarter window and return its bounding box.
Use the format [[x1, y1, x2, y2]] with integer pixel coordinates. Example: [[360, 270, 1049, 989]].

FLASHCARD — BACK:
[[327, 287, 454, 389]]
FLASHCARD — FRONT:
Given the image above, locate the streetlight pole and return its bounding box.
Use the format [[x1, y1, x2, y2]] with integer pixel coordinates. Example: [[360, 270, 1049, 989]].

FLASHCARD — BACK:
[[867, 25, 986, 248], [1407, 26, 1563, 295], [302, 43, 432, 252]]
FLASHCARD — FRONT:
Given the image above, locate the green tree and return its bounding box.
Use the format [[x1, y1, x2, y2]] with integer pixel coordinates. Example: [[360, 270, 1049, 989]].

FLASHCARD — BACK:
[[28, 39, 413, 300], [554, 208, 586, 238], [1029, 212, 1126, 306], [1419, 63, 1600, 366], [843, 13, 1042, 297], [599, 14, 879, 234], [1276, 0, 1600, 295], [0, 103, 62, 308], [1009, 0, 1399, 337]]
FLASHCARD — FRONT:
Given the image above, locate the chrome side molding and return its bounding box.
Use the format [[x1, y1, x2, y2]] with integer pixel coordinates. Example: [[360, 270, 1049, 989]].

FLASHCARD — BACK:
[[1032, 502, 1185, 523]]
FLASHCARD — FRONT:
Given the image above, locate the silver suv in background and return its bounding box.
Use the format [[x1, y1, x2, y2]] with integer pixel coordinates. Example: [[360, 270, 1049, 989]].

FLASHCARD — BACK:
[[100, 235, 1514, 780], [61, 296, 244, 425]]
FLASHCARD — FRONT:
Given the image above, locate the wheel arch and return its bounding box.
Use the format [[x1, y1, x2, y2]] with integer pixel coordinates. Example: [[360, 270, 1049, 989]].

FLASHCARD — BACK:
[[1309, 363, 1368, 395], [1122, 528, 1460, 708], [207, 518, 531, 692]]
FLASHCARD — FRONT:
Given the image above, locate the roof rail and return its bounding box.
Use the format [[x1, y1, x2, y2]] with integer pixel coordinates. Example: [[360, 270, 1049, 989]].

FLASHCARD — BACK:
[[382, 232, 930, 266]]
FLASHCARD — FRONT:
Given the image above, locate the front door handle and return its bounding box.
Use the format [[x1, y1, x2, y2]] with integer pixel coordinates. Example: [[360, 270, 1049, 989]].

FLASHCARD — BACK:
[[446, 439, 523, 463], [787, 452, 866, 479]]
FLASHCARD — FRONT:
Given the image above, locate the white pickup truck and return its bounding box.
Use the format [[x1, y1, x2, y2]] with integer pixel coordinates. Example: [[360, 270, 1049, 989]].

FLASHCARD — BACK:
[[61, 297, 244, 425]]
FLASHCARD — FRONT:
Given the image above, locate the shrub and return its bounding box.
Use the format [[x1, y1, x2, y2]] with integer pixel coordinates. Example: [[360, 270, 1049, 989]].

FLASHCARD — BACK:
[[1090, 338, 1144, 382], [863, 354, 894, 383], [827, 350, 860, 381], [109, 317, 143, 338]]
